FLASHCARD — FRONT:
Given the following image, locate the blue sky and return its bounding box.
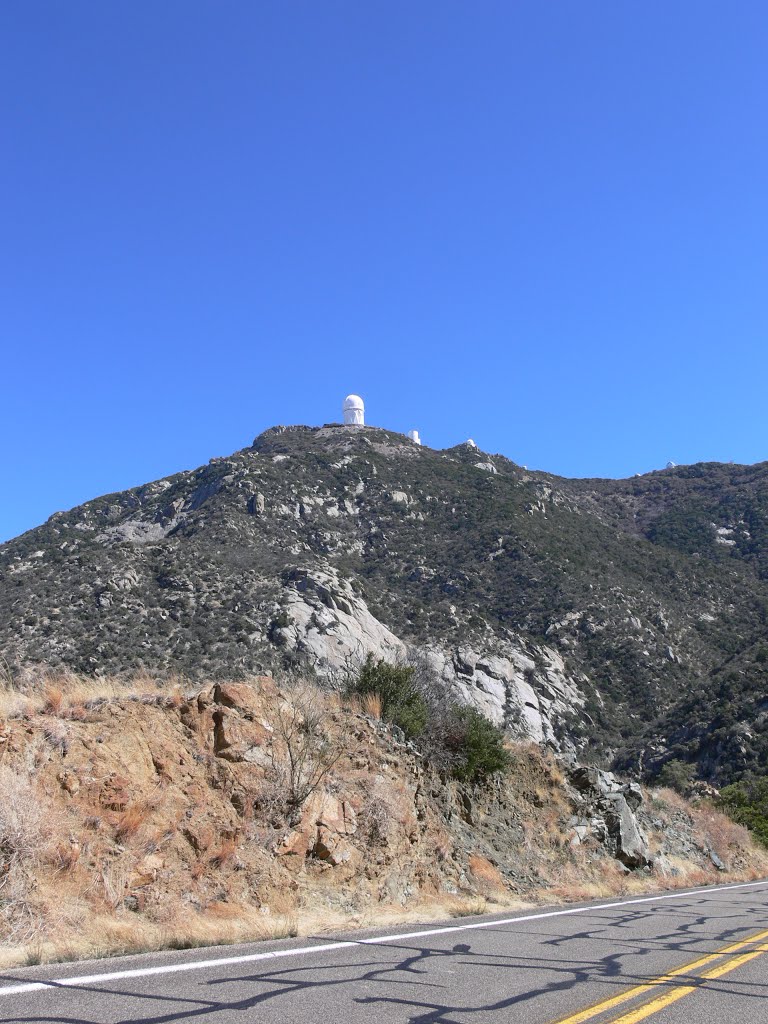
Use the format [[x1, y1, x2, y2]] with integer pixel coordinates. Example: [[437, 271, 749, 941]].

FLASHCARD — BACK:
[[2, 2, 767, 542]]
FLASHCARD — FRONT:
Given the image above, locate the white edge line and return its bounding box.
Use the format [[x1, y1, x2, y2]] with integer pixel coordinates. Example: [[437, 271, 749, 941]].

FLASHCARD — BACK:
[[1, 878, 767, 997]]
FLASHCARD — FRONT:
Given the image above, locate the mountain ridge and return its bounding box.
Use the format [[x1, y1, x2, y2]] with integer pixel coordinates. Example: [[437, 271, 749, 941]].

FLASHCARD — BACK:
[[3, 423, 768, 785]]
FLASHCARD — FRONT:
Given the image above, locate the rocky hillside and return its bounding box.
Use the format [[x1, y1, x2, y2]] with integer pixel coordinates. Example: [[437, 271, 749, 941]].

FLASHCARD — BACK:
[[0, 674, 763, 966], [2, 424, 768, 784]]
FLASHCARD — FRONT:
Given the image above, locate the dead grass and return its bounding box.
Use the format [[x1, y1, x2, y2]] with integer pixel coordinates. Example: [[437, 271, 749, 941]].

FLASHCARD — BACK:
[[210, 837, 238, 868], [447, 895, 488, 917], [42, 685, 64, 715], [114, 803, 151, 841], [0, 906, 303, 968], [0, 671, 192, 719], [0, 766, 62, 943], [96, 859, 132, 911], [362, 691, 383, 719]]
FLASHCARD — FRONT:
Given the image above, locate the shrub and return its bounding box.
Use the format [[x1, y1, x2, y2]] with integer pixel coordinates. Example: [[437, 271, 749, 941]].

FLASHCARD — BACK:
[[439, 705, 510, 784], [350, 655, 427, 739], [352, 656, 510, 785], [656, 759, 696, 794], [266, 683, 345, 810], [717, 777, 768, 847]]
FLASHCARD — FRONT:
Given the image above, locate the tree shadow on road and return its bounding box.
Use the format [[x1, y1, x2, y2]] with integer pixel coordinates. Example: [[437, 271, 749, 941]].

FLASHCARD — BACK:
[[2, 902, 768, 1024]]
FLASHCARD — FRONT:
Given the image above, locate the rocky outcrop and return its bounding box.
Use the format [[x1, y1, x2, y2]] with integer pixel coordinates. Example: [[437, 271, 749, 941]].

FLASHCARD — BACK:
[[423, 644, 586, 749], [566, 765, 651, 869], [271, 567, 406, 675], [267, 565, 587, 748]]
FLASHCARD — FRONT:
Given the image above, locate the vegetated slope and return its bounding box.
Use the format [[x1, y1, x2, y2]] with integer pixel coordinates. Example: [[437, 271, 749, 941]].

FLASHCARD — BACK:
[[0, 674, 763, 966], [2, 424, 768, 784], [565, 463, 768, 783]]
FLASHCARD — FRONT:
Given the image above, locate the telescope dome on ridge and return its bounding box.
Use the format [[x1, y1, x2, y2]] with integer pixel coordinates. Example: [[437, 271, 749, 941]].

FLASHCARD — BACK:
[[343, 394, 365, 426]]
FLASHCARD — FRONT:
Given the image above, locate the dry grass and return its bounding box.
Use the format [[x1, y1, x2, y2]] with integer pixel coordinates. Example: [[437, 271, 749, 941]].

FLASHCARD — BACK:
[[362, 691, 383, 719], [0, 766, 60, 943], [0, 671, 191, 719], [0, 906, 302, 968], [114, 803, 151, 841], [447, 895, 488, 917], [210, 837, 238, 868], [42, 685, 64, 715], [96, 859, 132, 911]]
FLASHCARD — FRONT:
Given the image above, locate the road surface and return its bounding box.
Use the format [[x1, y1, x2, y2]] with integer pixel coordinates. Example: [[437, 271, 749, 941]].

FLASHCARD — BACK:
[[1, 879, 767, 1023]]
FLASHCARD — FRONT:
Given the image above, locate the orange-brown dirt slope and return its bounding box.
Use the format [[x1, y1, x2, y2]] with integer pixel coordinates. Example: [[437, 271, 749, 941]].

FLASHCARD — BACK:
[[0, 675, 765, 967]]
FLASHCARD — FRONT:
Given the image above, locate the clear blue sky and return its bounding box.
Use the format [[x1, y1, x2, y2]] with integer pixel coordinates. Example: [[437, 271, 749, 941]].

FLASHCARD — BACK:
[[2, 2, 767, 542]]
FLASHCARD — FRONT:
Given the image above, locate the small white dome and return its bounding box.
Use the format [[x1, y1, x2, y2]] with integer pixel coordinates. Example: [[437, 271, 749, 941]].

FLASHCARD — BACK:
[[666, 460, 677, 469], [343, 394, 364, 411]]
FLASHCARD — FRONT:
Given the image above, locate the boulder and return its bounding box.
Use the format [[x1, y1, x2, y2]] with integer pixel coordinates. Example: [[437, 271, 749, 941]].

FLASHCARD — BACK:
[[303, 791, 358, 836], [601, 793, 651, 868], [313, 827, 359, 867], [212, 706, 271, 763], [569, 766, 616, 798], [709, 849, 726, 872], [247, 492, 266, 515]]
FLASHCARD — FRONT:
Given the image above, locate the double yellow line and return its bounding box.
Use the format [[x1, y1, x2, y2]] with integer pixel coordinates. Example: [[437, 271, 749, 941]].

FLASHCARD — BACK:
[[555, 927, 768, 1024]]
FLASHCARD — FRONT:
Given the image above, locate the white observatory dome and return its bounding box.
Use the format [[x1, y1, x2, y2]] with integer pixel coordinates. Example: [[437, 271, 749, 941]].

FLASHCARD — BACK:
[[666, 460, 677, 470], [408, 429, 421, 445], [343, 394, 365, 426]]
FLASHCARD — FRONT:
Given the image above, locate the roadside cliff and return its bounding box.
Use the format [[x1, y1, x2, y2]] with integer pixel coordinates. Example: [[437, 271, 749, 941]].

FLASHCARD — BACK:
[[1, 674, 764, 967]]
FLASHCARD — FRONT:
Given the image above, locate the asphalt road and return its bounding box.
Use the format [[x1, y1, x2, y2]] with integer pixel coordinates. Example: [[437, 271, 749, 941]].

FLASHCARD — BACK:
[[1, 879, 767, 1024]]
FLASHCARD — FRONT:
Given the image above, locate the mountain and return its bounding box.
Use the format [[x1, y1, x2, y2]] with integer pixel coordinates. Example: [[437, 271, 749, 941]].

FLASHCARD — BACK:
[[3, 423, 768, 784]]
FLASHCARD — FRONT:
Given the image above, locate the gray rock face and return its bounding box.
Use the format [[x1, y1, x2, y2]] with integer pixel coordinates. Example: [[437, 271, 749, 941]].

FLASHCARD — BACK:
[[269, 566, 585, 747], [272, 566, 406, 676], [709, 848, 726, 871], [419, 645, 585, 748]]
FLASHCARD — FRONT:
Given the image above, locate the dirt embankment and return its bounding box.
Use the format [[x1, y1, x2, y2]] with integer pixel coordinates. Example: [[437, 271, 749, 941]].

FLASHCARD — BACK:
[[1, 674, 765, 967]]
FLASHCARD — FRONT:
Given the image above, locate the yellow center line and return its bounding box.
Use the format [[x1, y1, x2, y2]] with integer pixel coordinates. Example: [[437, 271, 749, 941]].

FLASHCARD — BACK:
[[553, 928, 768, 1024], [605, 941, 768, 1023]]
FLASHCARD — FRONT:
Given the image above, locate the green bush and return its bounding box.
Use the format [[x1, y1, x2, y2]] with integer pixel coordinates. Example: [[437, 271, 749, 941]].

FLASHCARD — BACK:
[[717, 778, 768, 847], [351, 654, 427, 738], [440, 705, 510, 784], [656, 759, 696, 794], [351, 657, 509, 784]]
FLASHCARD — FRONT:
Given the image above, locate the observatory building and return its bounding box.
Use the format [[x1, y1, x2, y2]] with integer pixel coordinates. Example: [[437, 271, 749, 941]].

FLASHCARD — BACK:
[[340, 394, 420, 445], [343, 394, 365, 426]]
